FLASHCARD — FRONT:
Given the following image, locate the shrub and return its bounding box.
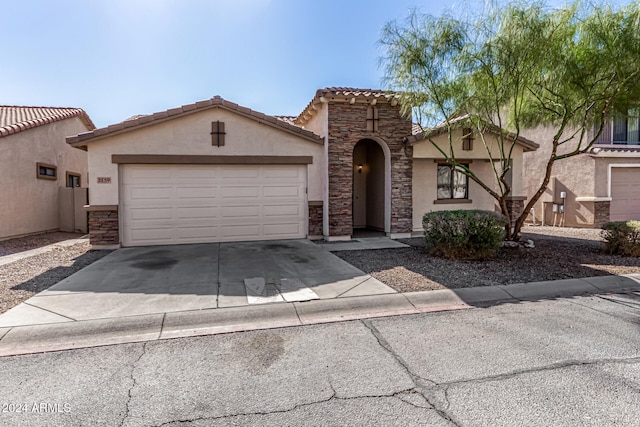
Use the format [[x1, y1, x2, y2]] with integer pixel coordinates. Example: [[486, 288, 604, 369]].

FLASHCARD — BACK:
[[601, 221, 640, 257], [422, 210, 508, 260]]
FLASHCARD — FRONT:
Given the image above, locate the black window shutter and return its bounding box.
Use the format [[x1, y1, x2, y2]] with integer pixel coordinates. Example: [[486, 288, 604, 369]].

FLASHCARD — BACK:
[[211, 121, 226, 146]]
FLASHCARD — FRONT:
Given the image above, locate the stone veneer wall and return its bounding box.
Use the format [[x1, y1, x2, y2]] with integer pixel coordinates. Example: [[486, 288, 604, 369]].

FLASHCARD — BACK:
[[88, 208, 119, 245], [505, 198, 525, 230], [308, 201, 323, 237], [593, 201, 610, 228], [326, 102, 413, 236]]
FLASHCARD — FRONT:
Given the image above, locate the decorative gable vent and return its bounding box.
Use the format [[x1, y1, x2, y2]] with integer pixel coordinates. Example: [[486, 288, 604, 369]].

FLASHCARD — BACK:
[[211, 121, 226, 146], [366, 106, 379, 132]]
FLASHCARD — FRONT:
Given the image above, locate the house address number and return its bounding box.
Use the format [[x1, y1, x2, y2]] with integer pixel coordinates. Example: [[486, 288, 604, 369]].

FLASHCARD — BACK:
[[97, 177, 111, 184]]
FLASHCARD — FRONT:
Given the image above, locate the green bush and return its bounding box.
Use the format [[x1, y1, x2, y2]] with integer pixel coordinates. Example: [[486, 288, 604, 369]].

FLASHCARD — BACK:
[[422, 210, 508, 260], [602, 221, 640, 257]]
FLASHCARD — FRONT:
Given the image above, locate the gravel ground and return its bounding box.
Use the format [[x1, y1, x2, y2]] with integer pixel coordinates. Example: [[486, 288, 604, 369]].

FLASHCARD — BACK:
[[333, 225, 640, 293], [0, 231, 86, 257], [0, 241, 111, 314]]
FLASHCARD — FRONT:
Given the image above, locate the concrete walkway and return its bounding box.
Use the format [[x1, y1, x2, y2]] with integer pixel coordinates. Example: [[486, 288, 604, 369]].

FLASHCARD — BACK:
[[1, 236, 640, 356]]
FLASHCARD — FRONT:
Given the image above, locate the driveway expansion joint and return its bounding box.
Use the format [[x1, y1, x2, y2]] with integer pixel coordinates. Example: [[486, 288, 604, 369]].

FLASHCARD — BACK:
[[334, 275, 373, 298], [158, 313, 167, 339], [23, 301, 77, 322]]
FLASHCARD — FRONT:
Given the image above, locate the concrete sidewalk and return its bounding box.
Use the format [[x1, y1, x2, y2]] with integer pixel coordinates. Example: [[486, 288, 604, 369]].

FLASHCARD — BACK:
[[1, 274, 639, 357]]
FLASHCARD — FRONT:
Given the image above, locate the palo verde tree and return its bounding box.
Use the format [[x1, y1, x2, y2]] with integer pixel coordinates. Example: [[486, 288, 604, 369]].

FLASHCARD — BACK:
[[380, 1, 640, 240]]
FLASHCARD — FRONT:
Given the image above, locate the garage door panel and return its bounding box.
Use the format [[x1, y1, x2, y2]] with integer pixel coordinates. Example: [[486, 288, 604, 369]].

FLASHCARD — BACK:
[[263, 204, 301, 217], [263, 167, 303, 179], [130, 207, 173, 220], [263, 185, 303, 198], [221, 205, 260, 218], [129, 227, 175, 242], [176, 206, 220, 219], [222, 168, 260, 179], [121, 164, 306, 246], [221, 186, 260, 198], [124, 168, 172, 184], [129, 187, 173, 200], [177, 186, 218, 198], [175, 226, 220, 240], [611, 168, 640, 221], [264, 223, 303, 237]]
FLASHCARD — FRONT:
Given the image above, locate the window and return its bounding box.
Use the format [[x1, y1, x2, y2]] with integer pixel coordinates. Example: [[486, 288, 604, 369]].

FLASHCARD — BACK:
[[66, 172, 81, 187], [36, 163, 57, 180], [611, 109, 639, 144], [437, 164, 468, 199]]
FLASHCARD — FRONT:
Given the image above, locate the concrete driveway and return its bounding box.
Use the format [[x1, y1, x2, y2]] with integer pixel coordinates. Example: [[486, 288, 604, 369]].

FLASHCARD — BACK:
[[0, 239, 395, 327]]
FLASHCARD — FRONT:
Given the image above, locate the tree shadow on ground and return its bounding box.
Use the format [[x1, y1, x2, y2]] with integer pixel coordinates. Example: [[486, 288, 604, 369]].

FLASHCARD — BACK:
[[332, 235, 640, 294], [10, 250, 112, 294]]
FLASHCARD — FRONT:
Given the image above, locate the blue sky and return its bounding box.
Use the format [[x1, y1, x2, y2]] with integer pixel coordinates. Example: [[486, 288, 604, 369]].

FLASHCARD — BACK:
[[1, 0, 633, 128]]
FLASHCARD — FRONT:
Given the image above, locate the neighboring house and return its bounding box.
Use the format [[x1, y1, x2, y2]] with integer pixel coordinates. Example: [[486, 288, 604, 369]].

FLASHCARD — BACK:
[[523, 113, 640, 228], [0, 106, 95, 240], [66, 88, 536, 248]]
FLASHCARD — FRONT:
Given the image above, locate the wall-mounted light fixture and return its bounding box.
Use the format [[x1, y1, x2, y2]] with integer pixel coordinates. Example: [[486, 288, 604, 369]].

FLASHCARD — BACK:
[[358, 164, 363, 174]]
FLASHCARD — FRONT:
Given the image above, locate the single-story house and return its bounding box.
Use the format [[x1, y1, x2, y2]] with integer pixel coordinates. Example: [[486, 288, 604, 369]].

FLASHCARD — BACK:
[[523, 114, 640, 227], [67, 88, 537, 248], [0, 106, 95, 240]]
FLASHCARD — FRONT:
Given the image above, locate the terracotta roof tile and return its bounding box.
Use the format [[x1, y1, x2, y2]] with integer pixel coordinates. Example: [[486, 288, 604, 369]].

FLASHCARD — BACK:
[[0, 106, 95, 138], [275, 116, 297, 126], [295, 87, 400, 126], [317, 87, 393, 98]]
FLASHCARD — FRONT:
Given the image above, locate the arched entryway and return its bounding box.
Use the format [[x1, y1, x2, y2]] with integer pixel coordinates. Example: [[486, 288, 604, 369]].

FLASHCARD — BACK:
[[353, 138, 389, 236]]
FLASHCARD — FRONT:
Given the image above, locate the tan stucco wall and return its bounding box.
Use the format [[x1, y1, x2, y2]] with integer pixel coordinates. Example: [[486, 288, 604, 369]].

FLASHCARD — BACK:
[[412, 158, 498, 231], [0, 117, 89, 239], [522, 125, 599, 226], [299, 103, 330, 235], [412, 130, 526, 195], [411, 130, 528, 231], [86, 109, 324, 207]]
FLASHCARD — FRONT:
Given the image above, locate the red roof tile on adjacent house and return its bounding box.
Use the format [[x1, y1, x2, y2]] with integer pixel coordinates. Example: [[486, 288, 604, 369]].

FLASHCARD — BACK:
[[0, 106, 95, 138]]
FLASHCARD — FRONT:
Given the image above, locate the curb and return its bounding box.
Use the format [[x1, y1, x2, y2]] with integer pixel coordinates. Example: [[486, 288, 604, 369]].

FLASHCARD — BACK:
[[1, 274, 639, 357]]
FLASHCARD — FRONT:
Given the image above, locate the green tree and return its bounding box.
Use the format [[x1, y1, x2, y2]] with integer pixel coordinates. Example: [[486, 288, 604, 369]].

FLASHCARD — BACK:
[[380, 1, 640, 240]]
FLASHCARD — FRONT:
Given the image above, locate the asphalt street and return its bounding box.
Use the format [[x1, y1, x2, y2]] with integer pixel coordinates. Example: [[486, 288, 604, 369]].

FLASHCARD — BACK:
[[0, 292, 639, 426]]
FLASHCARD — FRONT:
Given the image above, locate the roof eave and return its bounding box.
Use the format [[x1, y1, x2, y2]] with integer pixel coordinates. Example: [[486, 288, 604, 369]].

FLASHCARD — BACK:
[[66, 97, 323, 148], [407, 125, 540, 152]]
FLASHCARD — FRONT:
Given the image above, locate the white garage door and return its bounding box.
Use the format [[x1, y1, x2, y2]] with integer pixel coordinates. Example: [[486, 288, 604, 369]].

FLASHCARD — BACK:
[[121, 164, 307, 246], [610, 168, 640, 221]]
